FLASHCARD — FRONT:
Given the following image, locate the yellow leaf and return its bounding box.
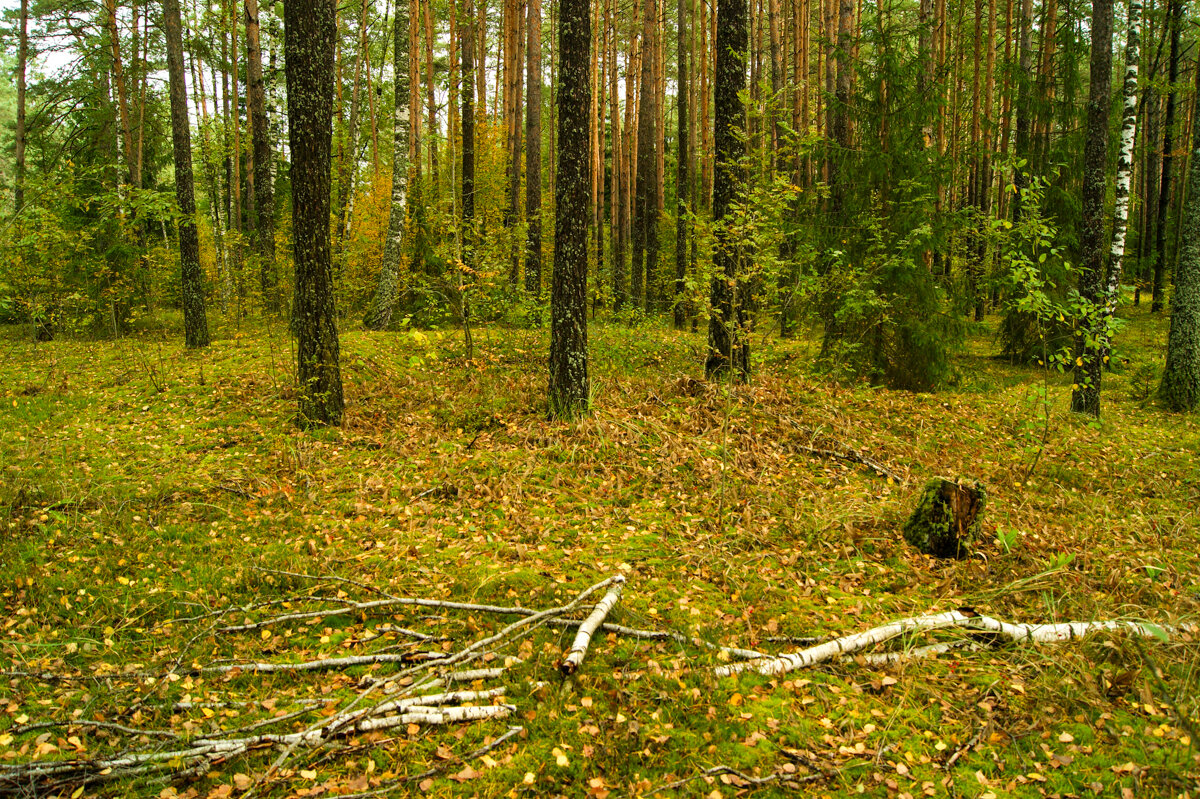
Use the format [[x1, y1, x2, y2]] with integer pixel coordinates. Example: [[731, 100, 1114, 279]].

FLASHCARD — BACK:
[[71, 787, 85, 799], [0, 734, 12, 746], [552, 746, 569, 767], [300, 769, 317, 780]]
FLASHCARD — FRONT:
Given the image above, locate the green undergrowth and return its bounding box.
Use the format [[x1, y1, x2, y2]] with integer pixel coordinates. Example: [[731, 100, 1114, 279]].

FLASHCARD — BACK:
[[0, 301, 1197, 798]]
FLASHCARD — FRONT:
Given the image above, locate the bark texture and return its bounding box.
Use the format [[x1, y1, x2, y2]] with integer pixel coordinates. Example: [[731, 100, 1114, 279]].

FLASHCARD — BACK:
[[164, 0, 211, 348], [244, 0, 279, 312], [706, 0, 749, 380], [286, 0, 344, 426], [902, 478, 986, 558], [548, 0, 591, 418], [1160, 61, 1200, 411], [1070, 0, 1113, 417], [525, 0, 543, 296]]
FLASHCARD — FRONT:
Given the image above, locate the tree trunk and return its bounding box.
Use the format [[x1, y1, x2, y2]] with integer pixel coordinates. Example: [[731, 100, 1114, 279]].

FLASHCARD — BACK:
[[1011, 0, 1033, 223], [632, 0, 658, 311], [1159, 52, 1200, 410], [164, 0, 211, 348], [104, 0, 139, 189], [336, 0, 369, 246], [285, 0, 345, 426], [706, 0, 748, 380], [526, 0, 544, 296], [244, 0, 279, 312], [674, 0, 689, 329], [365, 0, 414, 330], [14, 0, 28, 214], [548, 0, 591, 418], [1069, 0, 1114, 418], [1152, 0, 1183, 312], [462, 0, 477, 272]]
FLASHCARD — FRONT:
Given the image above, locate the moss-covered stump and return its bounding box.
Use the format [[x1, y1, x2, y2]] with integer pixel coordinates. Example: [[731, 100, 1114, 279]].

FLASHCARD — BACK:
[[903, 478, 986, 558]]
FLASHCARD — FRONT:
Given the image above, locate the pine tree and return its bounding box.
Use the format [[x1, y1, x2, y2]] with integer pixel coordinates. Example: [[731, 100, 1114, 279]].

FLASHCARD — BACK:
[[706, 0, 748, 379], [286, 0, 344, 426], [548, 0, 591, 417], [1070, 0, 1114, 417], [1159, 52, 1200, 410], [164, 0, 210, 348]]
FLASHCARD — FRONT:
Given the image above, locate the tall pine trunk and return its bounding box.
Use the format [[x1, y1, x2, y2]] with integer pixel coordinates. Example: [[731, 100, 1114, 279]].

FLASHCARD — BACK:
[[1070, 0, 1114, 417], [1159, 50, 1200, 410], [674, 0, 689, 329], [14, 0, 28, 215], [526, 0, 544, 296], [244, 0, 279, 312], [548, 0, 591, 417], [706, 0, 748, 380], [165, 0, 211, 348], [286, 0, 344, 426], [1151, 0, 1183, 312]]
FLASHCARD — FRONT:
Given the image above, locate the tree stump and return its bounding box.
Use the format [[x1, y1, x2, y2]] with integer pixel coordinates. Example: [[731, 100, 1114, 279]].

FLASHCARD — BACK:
[[903, 478, 986, 558]]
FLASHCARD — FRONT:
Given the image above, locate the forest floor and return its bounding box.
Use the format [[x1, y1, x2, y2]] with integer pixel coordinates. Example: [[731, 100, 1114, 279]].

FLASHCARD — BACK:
[[0, 301, 1198, 799]]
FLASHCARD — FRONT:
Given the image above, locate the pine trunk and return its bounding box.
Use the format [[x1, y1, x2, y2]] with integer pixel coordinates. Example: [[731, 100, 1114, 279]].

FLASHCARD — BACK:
[[1160, 57, 1200, 410], [286, 0, 344, 426], [244, 0, 279, 312], [526, 0, 544, 296], [674, 0, 689, 329], [14, 0, 27, 214], [706, 0, 749, 380], [165, 0, 211, 348], [1069, 0, 1114, 417], [1152, 0, 1183, 312], [549, 0, 592, 418]]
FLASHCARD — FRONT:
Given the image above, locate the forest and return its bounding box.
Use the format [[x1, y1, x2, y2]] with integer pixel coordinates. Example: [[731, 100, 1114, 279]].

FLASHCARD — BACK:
[[1, 0, 1199, 794]]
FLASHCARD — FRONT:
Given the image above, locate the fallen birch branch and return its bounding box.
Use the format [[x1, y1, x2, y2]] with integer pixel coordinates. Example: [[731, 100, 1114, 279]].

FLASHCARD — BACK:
[[716, 610, 1187, 678], [560, 575, 625, 675]]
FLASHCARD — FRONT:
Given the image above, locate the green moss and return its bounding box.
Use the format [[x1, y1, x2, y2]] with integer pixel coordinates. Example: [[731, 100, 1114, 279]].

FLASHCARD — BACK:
[[902, 477, 986, 558]]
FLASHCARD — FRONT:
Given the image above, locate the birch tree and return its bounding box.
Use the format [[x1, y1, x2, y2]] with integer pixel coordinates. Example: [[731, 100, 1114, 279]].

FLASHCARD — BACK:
[[365, 0, 414, 331]]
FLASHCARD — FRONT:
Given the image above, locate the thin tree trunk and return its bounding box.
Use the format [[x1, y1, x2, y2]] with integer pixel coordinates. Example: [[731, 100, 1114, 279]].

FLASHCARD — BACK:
[[526, 0, 544, 296], [244, 0, 279, 312], [425, 0, 440, 200], [608, 0, 625, 306], [14, 0, 28, 213], [365, 0, 414, 330], [1011, 0, 1033, 223], [104, 0, 139, 189], [675, 0, 689, 329], [336, 0, 369, 245], [1152, 0, 1183, 312], [165, 0, 211, 348], [549, 0, 591, 417]]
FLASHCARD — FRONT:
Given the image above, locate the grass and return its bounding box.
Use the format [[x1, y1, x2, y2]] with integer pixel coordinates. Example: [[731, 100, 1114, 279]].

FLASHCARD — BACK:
[[0, 300, 1197, 798]]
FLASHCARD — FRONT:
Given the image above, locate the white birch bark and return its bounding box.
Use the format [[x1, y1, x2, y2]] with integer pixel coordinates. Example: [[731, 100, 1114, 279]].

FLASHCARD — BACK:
[[560, 575, 625, 674], [1104, 0, 1143, 318], [365, 0, 413, 330], [716, 610, 1182, 678]]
